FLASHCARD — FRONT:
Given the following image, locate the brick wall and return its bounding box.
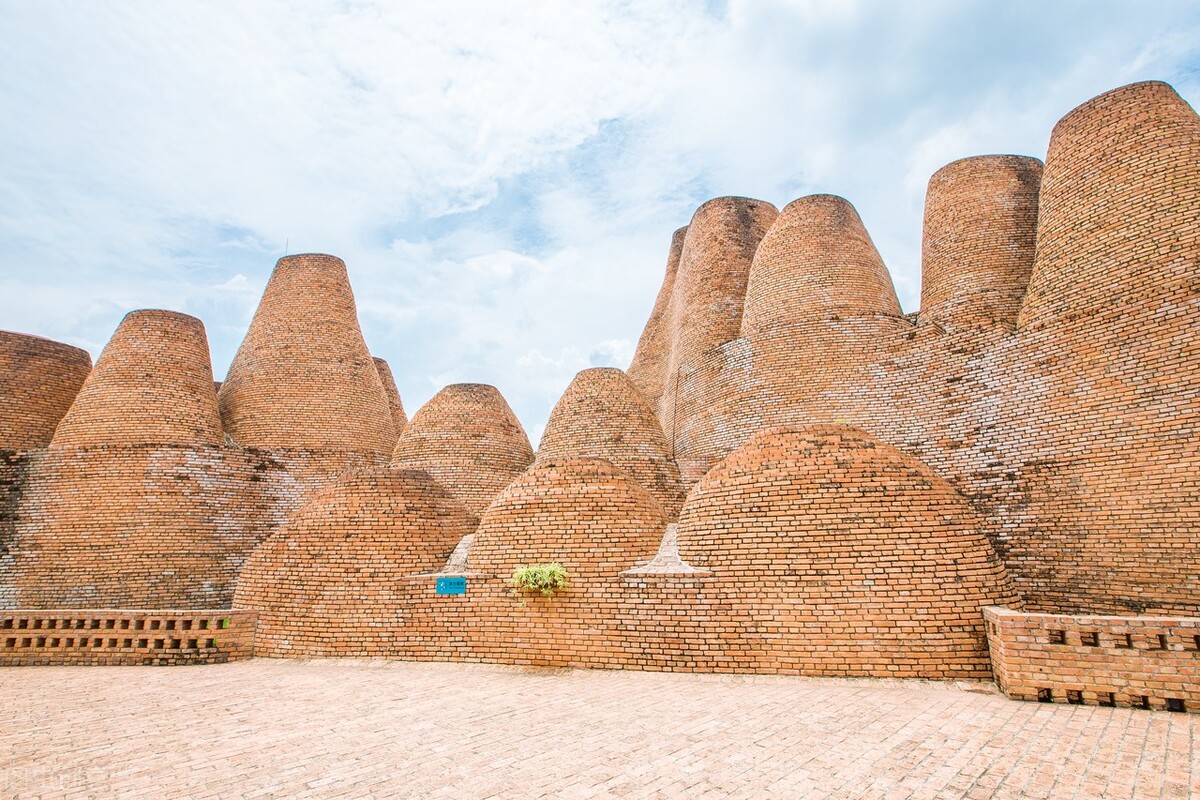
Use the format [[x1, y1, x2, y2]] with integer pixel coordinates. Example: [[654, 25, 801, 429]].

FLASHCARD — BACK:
[[0, 331, 91, 451], [391, 383, 534, 518], [985, 606, 1199, 713], [677, 426, 1018, 679], [536, 368, 685, 518], [0, 609, 256, 666], [233, 468, 472, 659], [232, 432, 1017, 680]]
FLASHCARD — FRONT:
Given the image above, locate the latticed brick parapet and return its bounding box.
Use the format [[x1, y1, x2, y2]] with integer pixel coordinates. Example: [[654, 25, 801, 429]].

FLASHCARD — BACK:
[[0, 609, 256, 666], [985, 606, 1200, 713]]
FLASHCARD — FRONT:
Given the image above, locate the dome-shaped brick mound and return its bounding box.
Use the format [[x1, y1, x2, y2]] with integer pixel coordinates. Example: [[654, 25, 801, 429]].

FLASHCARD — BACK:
[[468, 458, 668, 667], [390, 383, 533, 517], [51, 310, 223, 448], [0, 331, 91, 450], [218, 254, 396, 453], [678, 425, 1017, 678], [373, 357, 408, 436], [234, 468, 474, 657], [1018, 81, 1200, 330], [627, 225, 687, 408], [919, 156, 1042, 327], [740, 195, 901, 339], [537, 368, 685, 518], [472, 457, 666, 577]]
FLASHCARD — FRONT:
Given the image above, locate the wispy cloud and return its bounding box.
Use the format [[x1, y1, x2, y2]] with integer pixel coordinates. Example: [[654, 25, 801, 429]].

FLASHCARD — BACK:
[[1, 0, 1198, 437]]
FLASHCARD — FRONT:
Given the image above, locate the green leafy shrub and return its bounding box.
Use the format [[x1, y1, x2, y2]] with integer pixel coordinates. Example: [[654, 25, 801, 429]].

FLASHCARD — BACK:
[[509, 563, 569, 598]]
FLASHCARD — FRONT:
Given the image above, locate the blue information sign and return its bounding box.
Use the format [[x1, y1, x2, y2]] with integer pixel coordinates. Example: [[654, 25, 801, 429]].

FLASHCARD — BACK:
[[436, 576, 467, 595]]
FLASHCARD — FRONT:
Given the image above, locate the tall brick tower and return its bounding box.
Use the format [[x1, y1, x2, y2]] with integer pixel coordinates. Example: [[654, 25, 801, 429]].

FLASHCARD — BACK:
[[372, 356, 409, 439], [51, 310, 223, 448], [996, 81, 1200, 613], [218, 254, 396, 455], [656, 197, 778, 483], [0, 332, 91, 451], [627, 225, 686, 408]]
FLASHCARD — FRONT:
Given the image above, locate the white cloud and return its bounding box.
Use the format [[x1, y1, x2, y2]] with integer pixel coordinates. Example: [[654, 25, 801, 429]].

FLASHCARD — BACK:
[[1, 1, 1198, 437]]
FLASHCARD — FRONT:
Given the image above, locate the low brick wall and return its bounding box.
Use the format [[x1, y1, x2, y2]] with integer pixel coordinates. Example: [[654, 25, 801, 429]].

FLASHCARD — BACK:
[[984, 606, 1199, 713], [0, 610, 256, 666]]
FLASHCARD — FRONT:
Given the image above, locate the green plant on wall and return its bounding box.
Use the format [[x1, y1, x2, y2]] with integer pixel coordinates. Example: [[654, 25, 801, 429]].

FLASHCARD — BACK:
[[509, 563, 569, 599]]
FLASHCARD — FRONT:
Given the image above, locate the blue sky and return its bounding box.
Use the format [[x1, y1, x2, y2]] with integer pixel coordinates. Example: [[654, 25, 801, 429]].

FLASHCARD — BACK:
[[2, 1, 1199, 444]]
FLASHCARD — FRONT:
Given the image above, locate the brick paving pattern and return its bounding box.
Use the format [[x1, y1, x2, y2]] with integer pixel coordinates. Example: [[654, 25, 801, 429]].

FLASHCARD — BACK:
[[2, 659, 1196, 799]]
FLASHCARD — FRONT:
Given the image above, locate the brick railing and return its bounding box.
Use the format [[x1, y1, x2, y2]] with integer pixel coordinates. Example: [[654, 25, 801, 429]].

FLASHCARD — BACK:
[[984, 606, 1199, 713], [0, 610, 256, 666]]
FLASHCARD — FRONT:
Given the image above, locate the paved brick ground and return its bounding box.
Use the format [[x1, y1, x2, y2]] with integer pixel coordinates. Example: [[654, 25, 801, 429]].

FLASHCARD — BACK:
[[2, 659, 1196, 799]]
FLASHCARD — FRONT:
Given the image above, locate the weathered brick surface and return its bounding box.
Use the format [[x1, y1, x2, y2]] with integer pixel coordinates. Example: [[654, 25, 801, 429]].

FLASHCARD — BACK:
[[985, 606, 1200, 713], [218, 254, 396, 454], [656, 197, 777, 474], [626, 225, 686, 408], [4, 446, 269, 608], [678, 426, 1018, 678], [0, 331, 90, 451], [234, 468, 472, 658], [372, 356, 408, 438], [391, 383, 533, 518], [920, 155, 1042, 328], [51, 310, 223, 448], [741, 194, 902, 336], [0, 609, 255, 665], [465, 458, 669, 667], [536, 367, 685, 518], [634, 80, 1200, 616], [989, 81, 1200, 613]]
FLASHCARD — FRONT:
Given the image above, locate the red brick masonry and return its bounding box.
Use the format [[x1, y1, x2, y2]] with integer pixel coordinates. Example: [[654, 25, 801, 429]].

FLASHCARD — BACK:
[[985, 606, 1199, 713], [0, 609, 256, 666]]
